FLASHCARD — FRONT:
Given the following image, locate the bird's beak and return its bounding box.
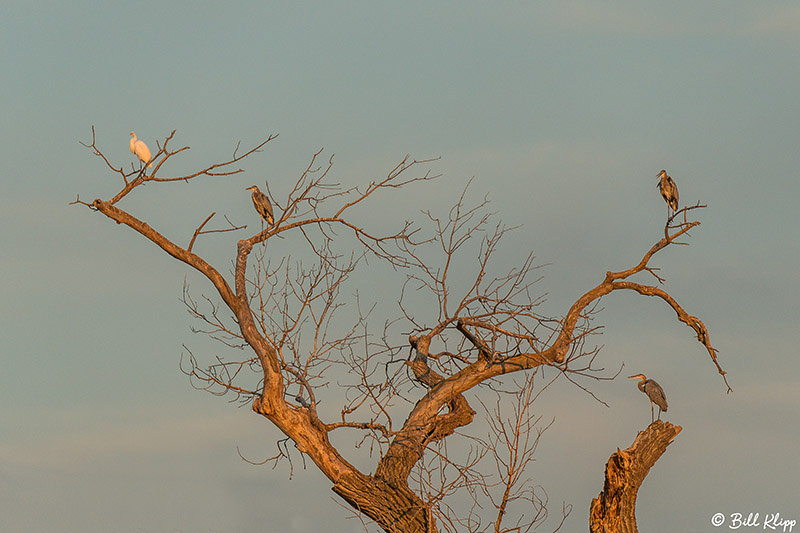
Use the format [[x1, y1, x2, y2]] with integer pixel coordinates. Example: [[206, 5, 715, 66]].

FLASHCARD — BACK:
[[627, 375, 639, 379]]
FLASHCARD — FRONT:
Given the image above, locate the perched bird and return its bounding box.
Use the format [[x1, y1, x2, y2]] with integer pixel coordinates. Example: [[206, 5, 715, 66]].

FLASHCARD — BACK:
[[628, 374, 668, 422], [129, 132, 152, 168], [656, 169, 678, 213], [246, 185, 274, 226]]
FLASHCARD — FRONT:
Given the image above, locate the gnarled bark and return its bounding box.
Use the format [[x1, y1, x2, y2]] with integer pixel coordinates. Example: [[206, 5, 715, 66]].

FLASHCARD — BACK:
[[589, 421, 682, 533], [333, 472, 433, 533]]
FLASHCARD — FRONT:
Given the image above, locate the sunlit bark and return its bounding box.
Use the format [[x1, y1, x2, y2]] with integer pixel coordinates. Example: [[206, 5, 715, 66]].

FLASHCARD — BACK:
[[76, 128, 726, 533]]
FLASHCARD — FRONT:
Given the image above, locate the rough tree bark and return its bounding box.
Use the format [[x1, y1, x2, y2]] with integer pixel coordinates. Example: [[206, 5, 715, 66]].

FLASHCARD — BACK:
[[589, 421, 683, 533], [75, 128, 727, 533]]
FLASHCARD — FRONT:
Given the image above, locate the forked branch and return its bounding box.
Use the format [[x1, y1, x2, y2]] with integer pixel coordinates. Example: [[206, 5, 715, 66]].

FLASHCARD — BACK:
[[77, 132, 726, 533]]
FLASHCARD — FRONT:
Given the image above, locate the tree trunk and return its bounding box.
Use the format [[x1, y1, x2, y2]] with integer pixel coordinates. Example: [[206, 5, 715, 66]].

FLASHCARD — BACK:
[[589, 421, 682, 533], [333, 472, 433, 533]]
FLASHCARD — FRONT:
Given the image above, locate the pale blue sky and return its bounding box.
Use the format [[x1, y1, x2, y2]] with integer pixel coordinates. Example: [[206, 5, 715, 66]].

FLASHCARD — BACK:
[[2, 2, 799, 532]]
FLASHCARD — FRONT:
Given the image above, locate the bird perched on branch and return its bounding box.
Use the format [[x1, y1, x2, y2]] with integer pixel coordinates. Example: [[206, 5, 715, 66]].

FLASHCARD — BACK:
[[246, 185, 274, 226], [129, 132, 152, 169], [628, 374, 668, 422], [656, 169, 678, 213]]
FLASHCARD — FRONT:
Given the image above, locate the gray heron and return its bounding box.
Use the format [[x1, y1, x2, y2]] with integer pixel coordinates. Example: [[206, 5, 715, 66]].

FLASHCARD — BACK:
[[628, 374, 668, 422], [656, 170, 678, 214], [129, 132, 152, 169], [246, 185, 274, 226]]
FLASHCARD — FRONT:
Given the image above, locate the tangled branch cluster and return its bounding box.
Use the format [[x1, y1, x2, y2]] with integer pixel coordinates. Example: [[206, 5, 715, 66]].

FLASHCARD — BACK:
[[76, 128, 726, 533]]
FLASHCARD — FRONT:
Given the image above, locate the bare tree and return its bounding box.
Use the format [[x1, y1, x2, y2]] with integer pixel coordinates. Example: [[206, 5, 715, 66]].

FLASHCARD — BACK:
[[75, 129, 729, 533]]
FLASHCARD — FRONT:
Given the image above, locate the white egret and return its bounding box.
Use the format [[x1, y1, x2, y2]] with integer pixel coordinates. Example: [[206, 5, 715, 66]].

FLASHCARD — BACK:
[[129, 132, 152, 168]]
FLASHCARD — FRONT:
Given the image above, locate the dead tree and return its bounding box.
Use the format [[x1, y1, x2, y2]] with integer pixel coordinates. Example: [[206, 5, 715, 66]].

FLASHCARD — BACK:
[[75, 129, 729, 533], [589, 421, 683, 533]]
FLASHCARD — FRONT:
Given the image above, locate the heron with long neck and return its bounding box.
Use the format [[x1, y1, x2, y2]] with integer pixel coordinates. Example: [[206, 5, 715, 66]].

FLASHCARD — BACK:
[[246, 185, 274, 226], [656, 170, 678, 215], [628, 374, 668, 422]]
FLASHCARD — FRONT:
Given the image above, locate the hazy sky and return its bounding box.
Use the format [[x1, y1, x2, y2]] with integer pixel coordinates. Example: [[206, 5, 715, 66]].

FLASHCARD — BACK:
[[2, 2, 799, 532]]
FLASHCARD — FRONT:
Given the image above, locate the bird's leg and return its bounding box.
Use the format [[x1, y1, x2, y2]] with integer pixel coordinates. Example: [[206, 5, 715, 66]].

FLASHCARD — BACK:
[[650, 401, 655, 423]]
